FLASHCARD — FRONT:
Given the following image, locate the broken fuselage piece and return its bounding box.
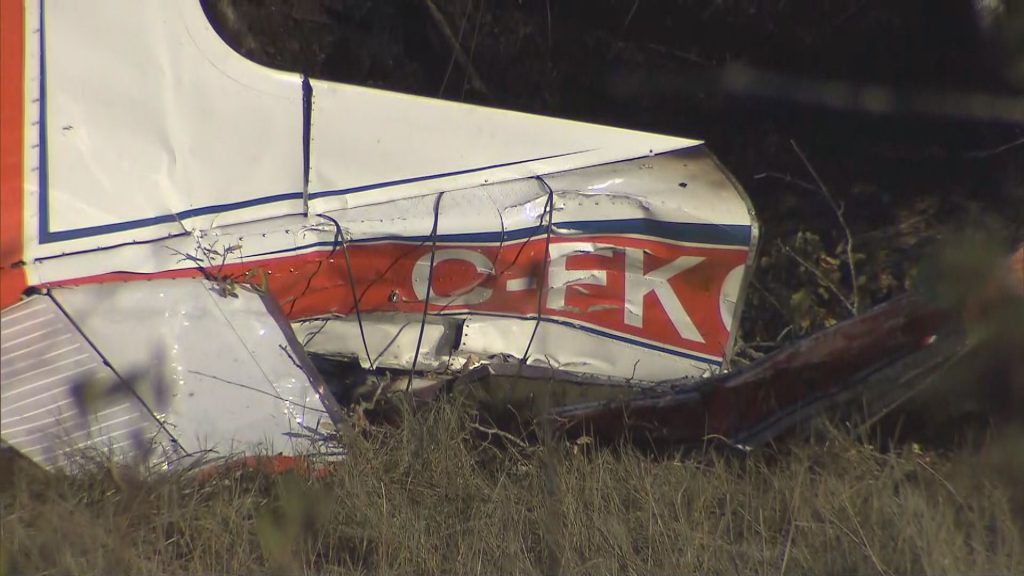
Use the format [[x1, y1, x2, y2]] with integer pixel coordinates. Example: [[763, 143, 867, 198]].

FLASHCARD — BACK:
[[0, 0, 757, 468]]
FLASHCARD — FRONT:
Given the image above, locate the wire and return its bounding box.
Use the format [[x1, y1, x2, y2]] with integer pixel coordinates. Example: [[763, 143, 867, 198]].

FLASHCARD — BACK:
[[407, 192, 445, 392], [317, 214, 386, 402], [521, 177, 556, 364]]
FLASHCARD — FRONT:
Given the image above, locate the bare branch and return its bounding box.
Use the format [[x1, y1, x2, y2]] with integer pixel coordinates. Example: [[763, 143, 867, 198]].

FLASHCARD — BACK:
[[965, 136, 1024, 159], [791, 140, 859, 313], [753, 172, 820, 194], [778, 240, 856, 315], [423, 0, 489, 97]]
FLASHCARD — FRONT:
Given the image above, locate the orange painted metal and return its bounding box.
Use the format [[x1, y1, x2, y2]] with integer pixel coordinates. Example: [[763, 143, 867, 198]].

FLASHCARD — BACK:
[[46, 236, 747, 360], [0, 0, 27, 309]]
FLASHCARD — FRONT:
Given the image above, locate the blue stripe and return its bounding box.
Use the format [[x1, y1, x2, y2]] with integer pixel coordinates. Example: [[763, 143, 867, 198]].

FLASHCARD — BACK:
[[32, 8, 586, 246], [556, 219, 750, 247], [36, 131, 579, 245], [40, 192, 306, 243], [305, 151, 581, 201], [248, 218, 750, 259], [301, 75, 312, 211], [37, 2, 48, 243]]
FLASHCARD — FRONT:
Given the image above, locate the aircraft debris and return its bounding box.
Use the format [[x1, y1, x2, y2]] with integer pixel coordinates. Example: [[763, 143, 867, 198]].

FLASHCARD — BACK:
[[1, 0, 756, 469], [547, 245, 1024, 449], [5, 0, 1016, 470], [0, 279, 342, 470]]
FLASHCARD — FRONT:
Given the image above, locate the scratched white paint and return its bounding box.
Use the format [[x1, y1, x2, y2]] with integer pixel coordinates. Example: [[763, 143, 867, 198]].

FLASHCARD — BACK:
[[0, 296, 180, 470], [50, 279, 337, 458]]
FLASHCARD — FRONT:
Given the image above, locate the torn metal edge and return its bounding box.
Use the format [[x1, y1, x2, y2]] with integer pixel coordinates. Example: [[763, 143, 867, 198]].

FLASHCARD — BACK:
[[705, 146, 761, 371], [47, 290, 187, 455], [451, 361, 663, 392], [258, 288, 347, 430]]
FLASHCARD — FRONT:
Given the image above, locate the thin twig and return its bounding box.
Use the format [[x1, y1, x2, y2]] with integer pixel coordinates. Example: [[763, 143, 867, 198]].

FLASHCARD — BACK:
[[545, 0, 552, 50], [438, 0, 473, 96], [779, 465, 804, 575], [461, 0, 486, 100], [778, 240, 856, 314], [916, 458, 967, 509], [622, 0, 639, 32], [469, 421, 529, 449], [753, 172, 820, 194], [832, 0, 868, 26], [965, 136, 1024, 159], [750, 277, 788, 317], [642, 42, 710, 66], [791, 139, 859, 313], [423, 0, 489, 96]]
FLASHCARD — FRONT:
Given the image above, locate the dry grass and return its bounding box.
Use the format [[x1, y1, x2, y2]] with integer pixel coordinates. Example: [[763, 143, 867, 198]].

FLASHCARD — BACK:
[[2, 401, 1022, 576]]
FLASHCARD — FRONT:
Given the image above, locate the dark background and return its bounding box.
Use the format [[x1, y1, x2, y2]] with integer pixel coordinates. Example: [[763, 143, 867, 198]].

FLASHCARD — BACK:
[[203, 0, 1024, 346]]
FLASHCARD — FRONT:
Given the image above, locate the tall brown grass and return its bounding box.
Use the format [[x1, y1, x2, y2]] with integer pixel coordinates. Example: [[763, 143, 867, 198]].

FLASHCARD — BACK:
[[2, 400, 1021, 576]]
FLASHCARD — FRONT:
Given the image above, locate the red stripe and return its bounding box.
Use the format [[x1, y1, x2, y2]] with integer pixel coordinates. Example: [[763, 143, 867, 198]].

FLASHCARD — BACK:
[[0, 0, 27, 309], [44, 237, 747, 358]]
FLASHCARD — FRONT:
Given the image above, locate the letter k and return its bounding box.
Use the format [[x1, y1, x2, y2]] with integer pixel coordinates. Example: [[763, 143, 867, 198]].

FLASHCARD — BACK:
[[624, 248, 705, 343]]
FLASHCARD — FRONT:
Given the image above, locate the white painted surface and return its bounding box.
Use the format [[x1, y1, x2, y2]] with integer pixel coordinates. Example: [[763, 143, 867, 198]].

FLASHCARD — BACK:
[[307, 79, 696, 213], [51, 279, 336, 458], [22, 0, 705, 263], [0, 296, 180, 469], [542, 146, 754, 228], [31, 152, 751, 283], [36, 0, 304, 253]]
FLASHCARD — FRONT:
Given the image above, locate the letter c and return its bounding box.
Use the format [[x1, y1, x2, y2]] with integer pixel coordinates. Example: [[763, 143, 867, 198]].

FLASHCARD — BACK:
[[412, 249, 494, 306]]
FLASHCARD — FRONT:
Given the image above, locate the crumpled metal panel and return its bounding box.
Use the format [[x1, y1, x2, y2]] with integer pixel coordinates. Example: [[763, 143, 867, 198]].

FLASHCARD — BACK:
[[0, 296, 180, 469], [550, 293, 963, 449], [49, 279, 341, 459], [296, 317, 454, 371], [286, 150, 756, 380], [7, 0, 758, 387], [20, 0, 698, 269], [456, 316, 715, 382]]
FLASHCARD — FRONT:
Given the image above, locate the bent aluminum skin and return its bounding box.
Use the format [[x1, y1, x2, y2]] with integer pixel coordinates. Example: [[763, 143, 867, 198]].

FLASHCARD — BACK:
[[0, 0, 758, 466]]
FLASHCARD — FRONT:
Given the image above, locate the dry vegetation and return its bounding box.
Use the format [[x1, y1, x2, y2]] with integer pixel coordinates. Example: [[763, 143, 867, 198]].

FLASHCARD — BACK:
[[3, 401, 1022, 576]]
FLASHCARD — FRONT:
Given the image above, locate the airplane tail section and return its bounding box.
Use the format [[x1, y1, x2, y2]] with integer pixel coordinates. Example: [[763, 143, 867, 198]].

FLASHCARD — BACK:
[[1, 0, 763, 468]]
